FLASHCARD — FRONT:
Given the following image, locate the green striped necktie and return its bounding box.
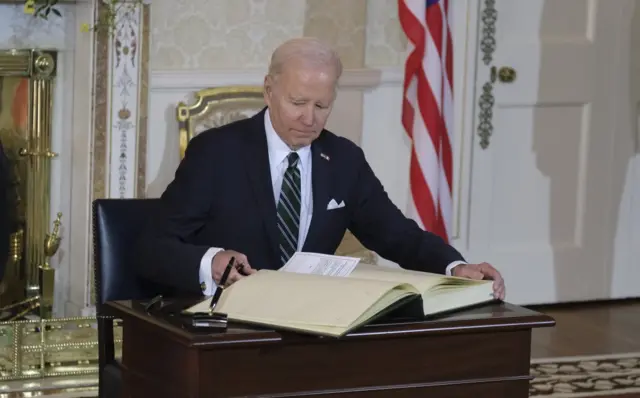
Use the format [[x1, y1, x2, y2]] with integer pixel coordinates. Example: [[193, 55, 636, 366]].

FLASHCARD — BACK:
[[277, 152, 301, 266]]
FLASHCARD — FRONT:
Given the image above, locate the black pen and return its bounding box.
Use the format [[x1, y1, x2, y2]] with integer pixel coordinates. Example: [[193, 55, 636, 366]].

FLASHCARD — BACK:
[[209, 256, 235, 313]]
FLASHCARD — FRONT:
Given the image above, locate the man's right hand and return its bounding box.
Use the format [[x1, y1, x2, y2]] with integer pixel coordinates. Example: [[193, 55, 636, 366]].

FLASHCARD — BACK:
[[211, 250, 256, 286]]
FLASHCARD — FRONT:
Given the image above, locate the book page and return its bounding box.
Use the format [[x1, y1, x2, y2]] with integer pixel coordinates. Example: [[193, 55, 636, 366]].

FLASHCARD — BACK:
[[352, 263, 489, 291], [421, 282, 495, 316], [279, 252, 360, 277], [351, 264, 494, 316], [350, 263, 446, 292], [265, 285, 417, 336]]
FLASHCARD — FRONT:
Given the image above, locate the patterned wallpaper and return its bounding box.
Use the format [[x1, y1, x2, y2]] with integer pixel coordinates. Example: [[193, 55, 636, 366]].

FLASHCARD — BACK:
[[150, 0, 406, 70], [303, 0, 367, 68], [365, 0, 407, 67], [151, 0, 306, 69]]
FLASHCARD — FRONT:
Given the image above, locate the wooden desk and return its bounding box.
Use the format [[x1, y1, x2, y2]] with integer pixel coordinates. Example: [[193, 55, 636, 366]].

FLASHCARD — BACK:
[[105, 300, 554, 398]]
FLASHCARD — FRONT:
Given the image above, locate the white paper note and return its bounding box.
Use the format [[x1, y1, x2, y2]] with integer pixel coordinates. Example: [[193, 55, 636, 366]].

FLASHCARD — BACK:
[[279, 252, 360, 277]]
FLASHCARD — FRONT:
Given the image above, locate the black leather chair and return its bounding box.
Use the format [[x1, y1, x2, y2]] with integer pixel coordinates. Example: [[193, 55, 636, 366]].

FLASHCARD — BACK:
[[92, 198, 163, 398]]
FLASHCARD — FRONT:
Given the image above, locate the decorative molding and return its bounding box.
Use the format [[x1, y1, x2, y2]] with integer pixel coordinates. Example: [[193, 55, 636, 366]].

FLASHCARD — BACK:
[[476, 0, 498, 150], [150, 68, 384, 91], [479, 0, 497, 65], [92, 1, 150, 200], [92, 1, 150, 201], [91, 1, 109, 204], [477, 81, 494, 149], [89, 1, 150, 306], [137, 5, 149, 197], [107, 3, 145, 198], [377, 67, 403, 85]]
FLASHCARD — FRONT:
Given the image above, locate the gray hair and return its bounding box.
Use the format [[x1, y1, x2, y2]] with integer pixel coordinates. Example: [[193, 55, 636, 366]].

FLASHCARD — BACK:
[[267, 37, 343, 82]]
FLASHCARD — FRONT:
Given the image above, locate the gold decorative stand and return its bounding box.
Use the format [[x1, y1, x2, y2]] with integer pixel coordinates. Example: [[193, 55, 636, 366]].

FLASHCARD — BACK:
[[39, 212, 61, 319]]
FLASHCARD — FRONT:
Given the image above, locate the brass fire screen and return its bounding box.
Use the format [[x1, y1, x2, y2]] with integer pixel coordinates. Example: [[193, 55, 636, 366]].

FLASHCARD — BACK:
[[0, 49, 59, 320]]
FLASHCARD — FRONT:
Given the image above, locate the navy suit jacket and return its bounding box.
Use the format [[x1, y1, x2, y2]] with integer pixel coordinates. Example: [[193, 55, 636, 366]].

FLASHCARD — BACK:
[[137, 108, 465, 295]]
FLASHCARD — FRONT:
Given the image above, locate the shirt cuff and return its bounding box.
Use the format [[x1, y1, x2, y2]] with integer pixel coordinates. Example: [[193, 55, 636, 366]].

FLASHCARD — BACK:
[[445, 260, 467, 276], [199, 247, 225, 296]]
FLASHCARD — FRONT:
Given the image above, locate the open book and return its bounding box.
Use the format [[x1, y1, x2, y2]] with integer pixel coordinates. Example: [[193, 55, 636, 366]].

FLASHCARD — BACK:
[[185, 253, 496, 337]]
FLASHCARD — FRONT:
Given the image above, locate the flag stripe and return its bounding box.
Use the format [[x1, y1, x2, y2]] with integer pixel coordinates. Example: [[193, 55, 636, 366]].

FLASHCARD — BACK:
[[399, 0, 453, 242]]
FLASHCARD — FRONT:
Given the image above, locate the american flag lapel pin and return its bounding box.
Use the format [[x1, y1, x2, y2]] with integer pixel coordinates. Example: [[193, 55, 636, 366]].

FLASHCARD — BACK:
[[320, 153, 330, 161]]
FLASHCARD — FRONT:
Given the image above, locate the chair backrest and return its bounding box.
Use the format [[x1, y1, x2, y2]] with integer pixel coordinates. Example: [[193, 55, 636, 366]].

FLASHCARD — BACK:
[[175, 86, 378, 265], [92, 198, 162, 310], [176, 85, 265, 160]]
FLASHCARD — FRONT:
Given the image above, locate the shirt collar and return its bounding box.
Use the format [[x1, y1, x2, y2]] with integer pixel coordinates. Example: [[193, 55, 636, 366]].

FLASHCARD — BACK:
[[264, 108, 311, 170]]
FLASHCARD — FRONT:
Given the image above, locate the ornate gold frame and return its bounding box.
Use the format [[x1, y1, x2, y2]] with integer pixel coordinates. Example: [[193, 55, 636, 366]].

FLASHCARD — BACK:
[[176, 85, 265, 159]]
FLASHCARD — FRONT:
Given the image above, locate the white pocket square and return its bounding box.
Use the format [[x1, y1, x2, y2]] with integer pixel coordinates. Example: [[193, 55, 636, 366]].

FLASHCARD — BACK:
[[327, 199, 345, 210]]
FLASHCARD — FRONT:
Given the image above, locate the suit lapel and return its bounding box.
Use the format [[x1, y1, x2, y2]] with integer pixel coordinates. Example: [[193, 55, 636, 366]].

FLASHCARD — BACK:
[[302, 135, 331, 252], [242, 109, 279, 266]]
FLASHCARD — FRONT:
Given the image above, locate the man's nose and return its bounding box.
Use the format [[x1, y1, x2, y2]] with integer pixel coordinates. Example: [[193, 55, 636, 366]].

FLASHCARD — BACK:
[[300, 106, 315, 126]]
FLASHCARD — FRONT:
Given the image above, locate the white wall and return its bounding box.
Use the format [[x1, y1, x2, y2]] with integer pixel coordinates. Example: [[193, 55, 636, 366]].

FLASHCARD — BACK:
[[359, 70, 407, 268]]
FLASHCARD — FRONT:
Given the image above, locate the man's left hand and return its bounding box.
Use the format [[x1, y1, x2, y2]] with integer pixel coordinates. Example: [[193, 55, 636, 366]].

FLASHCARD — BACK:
[[452, 262, 505, 300]]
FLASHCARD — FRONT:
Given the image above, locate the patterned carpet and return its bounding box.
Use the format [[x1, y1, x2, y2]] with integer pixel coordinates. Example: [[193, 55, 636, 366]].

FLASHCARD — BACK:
[[530, 352, 640, 397], [5, 354, 640, 397]]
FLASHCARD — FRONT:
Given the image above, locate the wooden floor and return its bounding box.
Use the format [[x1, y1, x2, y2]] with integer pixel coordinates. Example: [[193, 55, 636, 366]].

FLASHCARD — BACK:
[[528, 299, 640, 359]]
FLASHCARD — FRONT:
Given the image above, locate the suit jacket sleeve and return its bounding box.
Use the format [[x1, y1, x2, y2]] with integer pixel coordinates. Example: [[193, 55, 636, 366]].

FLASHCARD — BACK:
[[347, 147, 465, 274], [137, 133, 217, 294]]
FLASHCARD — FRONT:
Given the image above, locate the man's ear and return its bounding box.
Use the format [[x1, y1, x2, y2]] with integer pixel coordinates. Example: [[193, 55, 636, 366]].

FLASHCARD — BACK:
[[265, 75, 275, 94], [263, 75, 274, 104]]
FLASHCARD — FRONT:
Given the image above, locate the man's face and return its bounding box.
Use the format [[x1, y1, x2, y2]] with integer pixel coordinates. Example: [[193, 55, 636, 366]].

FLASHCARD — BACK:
[[264, 61, 337, 149]]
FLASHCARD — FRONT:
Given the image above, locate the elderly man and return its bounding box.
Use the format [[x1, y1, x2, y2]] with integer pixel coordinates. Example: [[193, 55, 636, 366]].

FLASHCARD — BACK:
[[137, 37, 505, 300]]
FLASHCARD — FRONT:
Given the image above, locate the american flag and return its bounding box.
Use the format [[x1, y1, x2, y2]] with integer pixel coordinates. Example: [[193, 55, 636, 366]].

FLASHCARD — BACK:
[[399, 0, 453, 242]]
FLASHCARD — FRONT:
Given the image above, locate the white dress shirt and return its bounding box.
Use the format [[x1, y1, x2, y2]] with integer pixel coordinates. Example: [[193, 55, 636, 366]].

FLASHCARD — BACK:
[[198, 110, 463, 295]]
